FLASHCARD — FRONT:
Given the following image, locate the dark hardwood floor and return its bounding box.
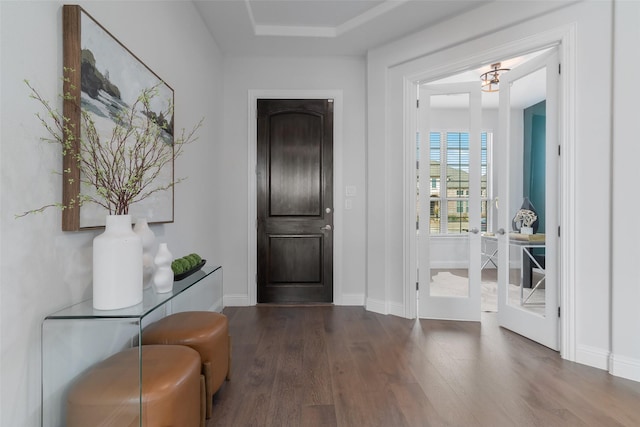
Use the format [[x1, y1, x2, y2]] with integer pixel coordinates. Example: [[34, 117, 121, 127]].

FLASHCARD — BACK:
[[207, 306, 640, 426]]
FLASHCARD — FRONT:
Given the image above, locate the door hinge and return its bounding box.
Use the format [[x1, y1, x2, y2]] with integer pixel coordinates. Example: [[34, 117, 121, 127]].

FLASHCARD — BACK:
[[558, 226, 561, 237], [416, 99, 420, 108], [559, 63, 561, 74], [416, 281, 419, 291], [558, 306, 561, 317], [558, 145, 561, 156]]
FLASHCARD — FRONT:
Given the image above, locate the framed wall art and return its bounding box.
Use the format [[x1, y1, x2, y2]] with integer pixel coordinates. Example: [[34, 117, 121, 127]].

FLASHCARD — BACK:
[[62, 5, 175, 230]]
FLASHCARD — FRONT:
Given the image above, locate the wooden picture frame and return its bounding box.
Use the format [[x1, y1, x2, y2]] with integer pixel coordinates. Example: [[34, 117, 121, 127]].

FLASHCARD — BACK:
[[62, 5, 175, 230]]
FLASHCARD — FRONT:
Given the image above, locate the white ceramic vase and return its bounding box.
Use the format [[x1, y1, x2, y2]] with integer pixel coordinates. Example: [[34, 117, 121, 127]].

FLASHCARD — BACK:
[[520, 226, 534, 235], [93, 215, 143, 310], [133, 218, 156, 289], [153, 243, 174, 293]]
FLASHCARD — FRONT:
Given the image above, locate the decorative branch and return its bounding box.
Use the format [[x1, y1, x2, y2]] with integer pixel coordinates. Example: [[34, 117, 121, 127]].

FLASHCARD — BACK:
[[17, 70, 202, 219]]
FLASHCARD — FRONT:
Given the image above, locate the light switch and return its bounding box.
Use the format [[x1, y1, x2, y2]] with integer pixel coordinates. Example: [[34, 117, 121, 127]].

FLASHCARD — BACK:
[[345, 185, 356, 197]]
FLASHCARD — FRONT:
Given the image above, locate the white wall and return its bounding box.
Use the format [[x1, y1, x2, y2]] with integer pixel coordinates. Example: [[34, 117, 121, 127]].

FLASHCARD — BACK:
[[221, 56, 367, 306], [366, 0, 632, 378], [0, 2, 223, 425], [611, 0, 640, 382]]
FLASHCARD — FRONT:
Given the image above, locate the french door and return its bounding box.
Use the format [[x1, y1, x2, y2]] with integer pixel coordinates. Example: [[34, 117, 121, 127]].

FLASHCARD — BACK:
[[417, 82, 482, 321], [497, 48, 559, 350]]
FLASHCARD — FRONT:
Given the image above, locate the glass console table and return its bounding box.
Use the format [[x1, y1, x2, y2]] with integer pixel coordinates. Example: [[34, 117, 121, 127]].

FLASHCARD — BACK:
[[41, 265, 222, 427]]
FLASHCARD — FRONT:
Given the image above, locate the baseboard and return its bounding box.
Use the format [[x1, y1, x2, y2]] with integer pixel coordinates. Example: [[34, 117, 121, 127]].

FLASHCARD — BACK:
[[576, 344, 610, 371], [366, 298, 387, 315], [339, 293, 365, 306], [387, 301, 405, 318], [365, 298, 406, 317], [610, 353, 640, 382], [223, 294, 251, 307]]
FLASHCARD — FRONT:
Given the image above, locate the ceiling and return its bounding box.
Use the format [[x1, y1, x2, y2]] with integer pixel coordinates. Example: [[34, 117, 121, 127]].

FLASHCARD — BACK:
[[192, 0, 546, 109], [193, 0, 492, 56]]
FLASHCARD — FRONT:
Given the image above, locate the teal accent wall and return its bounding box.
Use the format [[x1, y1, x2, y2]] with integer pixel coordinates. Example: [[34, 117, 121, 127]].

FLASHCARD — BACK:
[[523, 100, 546, 232]]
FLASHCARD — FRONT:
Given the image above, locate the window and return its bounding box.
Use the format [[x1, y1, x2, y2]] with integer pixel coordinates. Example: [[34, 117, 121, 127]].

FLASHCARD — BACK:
[[420, 131, 492, 234]]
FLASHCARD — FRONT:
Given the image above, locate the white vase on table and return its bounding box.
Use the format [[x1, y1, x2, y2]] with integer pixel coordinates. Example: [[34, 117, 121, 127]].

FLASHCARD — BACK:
[[92, 215, 143, 310], [153, 243, 174, 293]]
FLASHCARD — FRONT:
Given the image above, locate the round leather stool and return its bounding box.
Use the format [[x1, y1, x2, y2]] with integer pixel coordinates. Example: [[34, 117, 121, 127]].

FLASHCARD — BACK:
[[66, 344, 202, 427], [142, 311, 231, 419]]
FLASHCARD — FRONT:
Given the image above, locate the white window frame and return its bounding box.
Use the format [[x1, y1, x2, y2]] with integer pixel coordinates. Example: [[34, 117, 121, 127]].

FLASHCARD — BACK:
[[426, 130, 494, 235]]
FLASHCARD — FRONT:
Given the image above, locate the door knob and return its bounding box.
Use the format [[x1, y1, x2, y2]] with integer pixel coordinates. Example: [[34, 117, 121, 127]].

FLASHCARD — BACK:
[[469, 228, 479, 234], [497, 228, 505, 235], [320, 225, 332, 231]]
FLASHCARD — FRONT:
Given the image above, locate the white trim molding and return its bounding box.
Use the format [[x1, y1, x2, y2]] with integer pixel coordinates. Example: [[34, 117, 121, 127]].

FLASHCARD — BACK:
[[366, 298, 387, 315], [610, 353, 640, 383], [246, 0, 409, 38], [365, 298, 405, 318], [341, 294, 366, 306], [223, 294, 251, 307], [247, 90, 344, 306], [576, 344, 610, 371]]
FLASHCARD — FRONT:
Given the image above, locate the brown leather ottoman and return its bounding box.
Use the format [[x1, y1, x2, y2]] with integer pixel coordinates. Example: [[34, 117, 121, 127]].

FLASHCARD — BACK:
[[142, 311, 231, 418], [66, 345, 202, 427]]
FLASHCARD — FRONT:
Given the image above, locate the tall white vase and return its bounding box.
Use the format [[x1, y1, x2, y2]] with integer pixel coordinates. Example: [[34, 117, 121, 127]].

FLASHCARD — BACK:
[[93, 215, 143, 310], [133, 218, 156, 289], [153, 243, 174, 293]]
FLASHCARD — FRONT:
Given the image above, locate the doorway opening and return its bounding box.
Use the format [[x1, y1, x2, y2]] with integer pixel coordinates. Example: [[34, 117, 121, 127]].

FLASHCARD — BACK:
[[412, 45, 562, 350]]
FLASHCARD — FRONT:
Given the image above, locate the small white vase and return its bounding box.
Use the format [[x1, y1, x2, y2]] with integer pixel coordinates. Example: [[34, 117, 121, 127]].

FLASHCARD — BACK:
[[93, 215, 143, 310], [153, 243, 174, 293], [133, 218, 156, 289]]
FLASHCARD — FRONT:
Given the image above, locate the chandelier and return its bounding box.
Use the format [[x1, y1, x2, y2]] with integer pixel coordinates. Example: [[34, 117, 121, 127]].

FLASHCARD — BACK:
[[480, 62, 510, 92]]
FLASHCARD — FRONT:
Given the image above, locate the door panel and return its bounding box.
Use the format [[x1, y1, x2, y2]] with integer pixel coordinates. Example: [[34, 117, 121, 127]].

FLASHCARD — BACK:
[[269, 113, 322, 216], [269, 236, 321, 283], [497, 49, 559, 350], [257, 99, 333, 303], [418, 82, 482, 321]]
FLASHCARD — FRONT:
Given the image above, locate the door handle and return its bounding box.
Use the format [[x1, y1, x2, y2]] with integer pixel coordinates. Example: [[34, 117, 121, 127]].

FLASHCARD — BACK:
[[320, 225, 332, 231], [469, 228, 479, 234], [496, 228, 505, 235]]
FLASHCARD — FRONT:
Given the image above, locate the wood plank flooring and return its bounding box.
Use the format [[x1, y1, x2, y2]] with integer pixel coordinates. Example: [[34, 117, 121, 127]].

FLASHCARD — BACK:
[[207, 306, 640, 426]]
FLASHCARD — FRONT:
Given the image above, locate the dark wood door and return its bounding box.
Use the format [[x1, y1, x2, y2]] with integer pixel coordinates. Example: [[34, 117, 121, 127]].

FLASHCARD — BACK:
[[257, 99, 333, 303]]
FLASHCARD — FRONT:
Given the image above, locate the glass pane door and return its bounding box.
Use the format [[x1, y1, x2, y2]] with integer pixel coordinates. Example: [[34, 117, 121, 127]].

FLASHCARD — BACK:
[[497, 48, 559, 350], [418, 82, 481, 321]]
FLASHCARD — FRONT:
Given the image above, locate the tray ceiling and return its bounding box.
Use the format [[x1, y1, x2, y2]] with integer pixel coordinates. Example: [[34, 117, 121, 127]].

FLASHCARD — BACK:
[[193, 0, 492, 56]]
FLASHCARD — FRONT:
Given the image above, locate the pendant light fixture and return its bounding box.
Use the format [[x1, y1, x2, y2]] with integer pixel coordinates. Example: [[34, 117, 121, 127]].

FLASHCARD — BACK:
[[480, 62, 510, 92]]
